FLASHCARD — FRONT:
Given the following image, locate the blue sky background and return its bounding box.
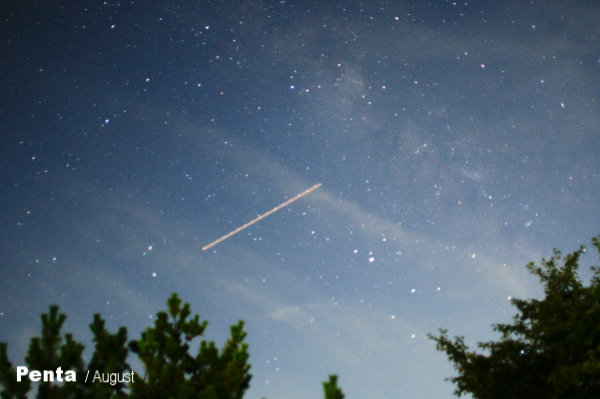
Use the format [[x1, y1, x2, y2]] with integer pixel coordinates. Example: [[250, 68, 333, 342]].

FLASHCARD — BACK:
[[1, 1, 600, 398]]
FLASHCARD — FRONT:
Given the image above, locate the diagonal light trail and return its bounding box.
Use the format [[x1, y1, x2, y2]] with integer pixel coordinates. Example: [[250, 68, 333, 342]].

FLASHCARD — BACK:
[[202, 183, 322, 251]]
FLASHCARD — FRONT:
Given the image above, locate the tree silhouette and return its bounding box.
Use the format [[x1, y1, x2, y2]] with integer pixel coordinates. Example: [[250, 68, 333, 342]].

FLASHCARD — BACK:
[[0, 343, 30, 399], [429, 235, 600, 398], [1, 293, 344, 399], [24, 305, 86, 399], [323, 374, 344, 399], [85, 314, 131, 399], [128, 293, 251, 399]]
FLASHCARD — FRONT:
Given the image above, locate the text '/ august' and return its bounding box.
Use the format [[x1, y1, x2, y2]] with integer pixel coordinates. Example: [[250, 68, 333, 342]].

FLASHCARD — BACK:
[[89, 370, 135, 385]]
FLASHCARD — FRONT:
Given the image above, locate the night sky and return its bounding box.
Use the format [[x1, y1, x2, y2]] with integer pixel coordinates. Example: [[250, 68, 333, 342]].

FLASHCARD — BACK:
[[2, 1, 600, 398]]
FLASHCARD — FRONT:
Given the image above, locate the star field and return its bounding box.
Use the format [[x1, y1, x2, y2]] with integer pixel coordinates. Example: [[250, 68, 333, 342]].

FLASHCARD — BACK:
[[1, 1, 599, 398]]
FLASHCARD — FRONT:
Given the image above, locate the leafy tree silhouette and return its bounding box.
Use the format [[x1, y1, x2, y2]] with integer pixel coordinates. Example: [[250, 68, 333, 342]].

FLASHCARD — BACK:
[[429, 235, 600, 398]]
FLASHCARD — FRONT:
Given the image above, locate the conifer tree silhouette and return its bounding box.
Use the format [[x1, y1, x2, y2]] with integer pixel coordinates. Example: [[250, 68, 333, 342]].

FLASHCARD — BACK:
[[323, 375, 345, 399], [24, 305, 85, 398], [1, 293, 345, 399]]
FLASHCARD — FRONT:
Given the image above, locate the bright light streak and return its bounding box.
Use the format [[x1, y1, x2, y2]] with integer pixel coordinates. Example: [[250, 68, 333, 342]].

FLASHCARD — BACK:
[[202, 183, 322, 251]]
